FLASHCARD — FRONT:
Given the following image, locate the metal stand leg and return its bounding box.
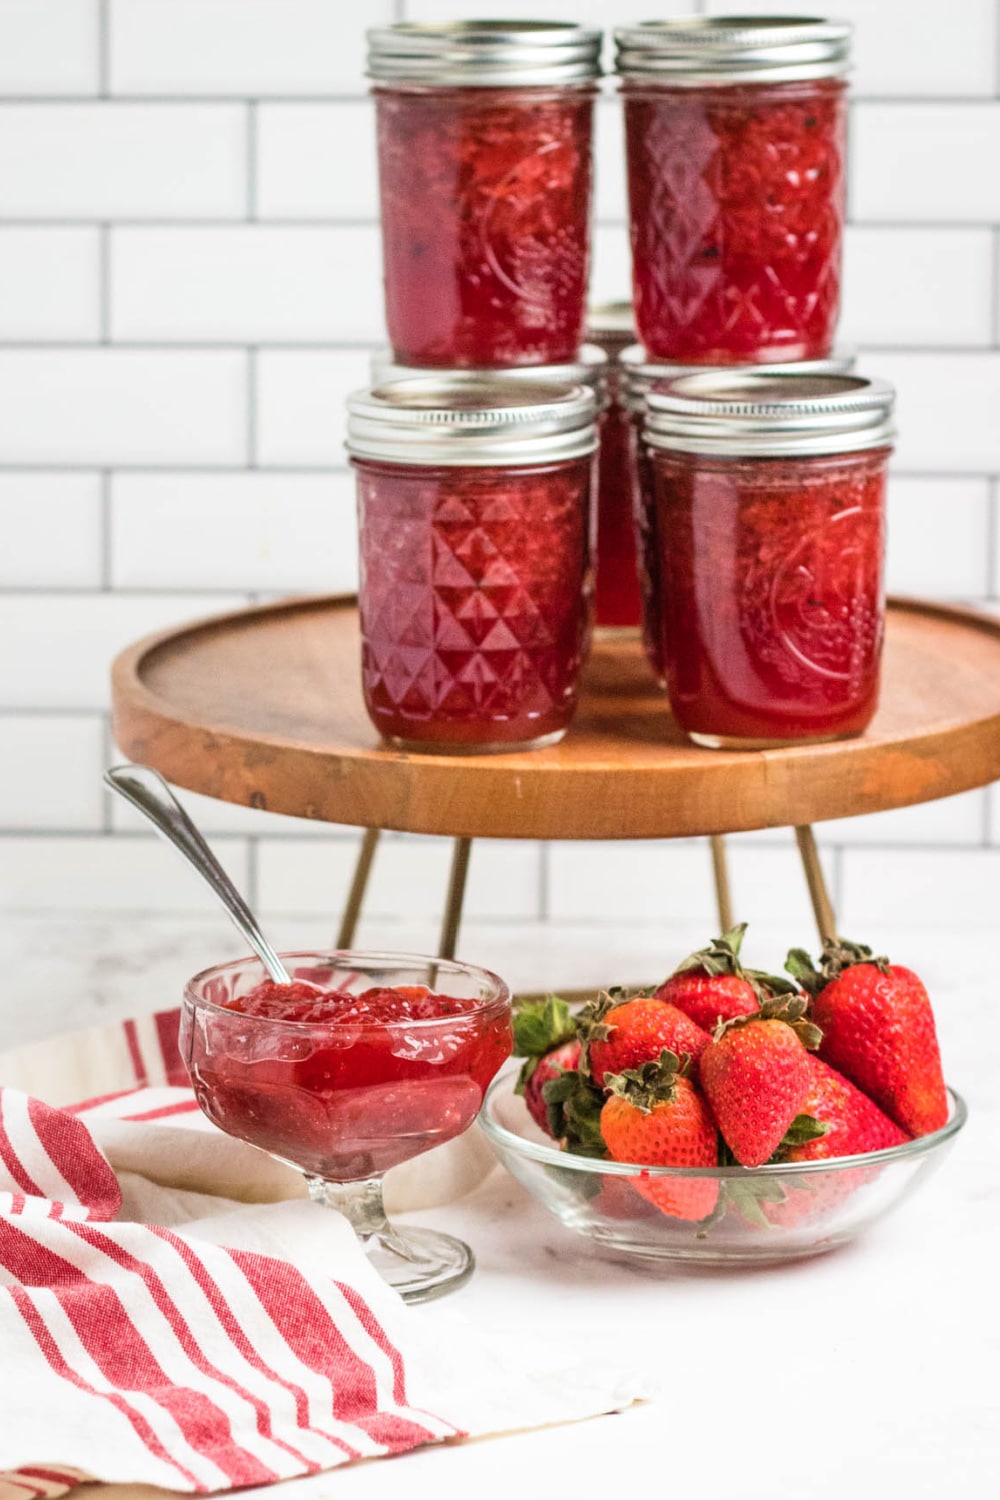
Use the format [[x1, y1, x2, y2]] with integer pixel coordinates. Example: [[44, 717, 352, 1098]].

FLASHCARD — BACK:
[[794, 825, 837, 945], [336, 827, 381, 949], [438, 837, 473, 961], [709, 835, 734, 932]]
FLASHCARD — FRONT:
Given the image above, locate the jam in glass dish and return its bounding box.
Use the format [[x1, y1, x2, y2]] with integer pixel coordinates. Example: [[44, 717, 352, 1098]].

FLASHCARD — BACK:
[[181, 950, 512, 1302], [369, 21, 601, 367], [347, 377, 598, 752], [642, 371, 896, 748], [615, 19, 850, 364]]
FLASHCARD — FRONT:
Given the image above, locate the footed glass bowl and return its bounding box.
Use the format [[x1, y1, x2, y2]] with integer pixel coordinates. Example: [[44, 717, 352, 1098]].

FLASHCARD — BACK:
[[480, 1068, 966, 1266]]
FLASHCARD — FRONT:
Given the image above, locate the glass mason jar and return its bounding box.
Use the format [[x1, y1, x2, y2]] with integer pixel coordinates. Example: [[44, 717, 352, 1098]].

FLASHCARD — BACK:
[[368, 343, 640, 633], [368, 21, 601, 368], [624, 345, 857, 685], [347, 378, 598, 752], [584, 303, 643, 632], [615, 18, 851, 364], [642, 371, 896, 749]]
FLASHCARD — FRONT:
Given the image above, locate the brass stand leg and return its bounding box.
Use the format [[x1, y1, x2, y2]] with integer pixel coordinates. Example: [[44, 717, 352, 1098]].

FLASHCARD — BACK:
[[794, 825, 837, 946], [438, 837, 473, 961], [335, 827, 381, 949], [709, 835, 734, 932]]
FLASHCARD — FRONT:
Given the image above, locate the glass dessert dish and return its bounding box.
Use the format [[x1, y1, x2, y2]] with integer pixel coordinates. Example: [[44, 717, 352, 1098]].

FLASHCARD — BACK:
[[615, 18, 850, 364], [347, 377, 598, 752], [642, 370, 896, 748], [181, 950, 512, 1302], [369, 21, 601, 367], [481, 1067, 966, 1266]]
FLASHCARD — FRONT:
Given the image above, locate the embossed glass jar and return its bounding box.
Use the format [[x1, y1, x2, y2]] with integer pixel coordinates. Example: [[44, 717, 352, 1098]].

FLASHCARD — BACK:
[[368, 21, 601, 368], [643, 371, 895, 749], [615, 18, 850, 364], [347, 379, 598, 752], [624, 345, 857, 684]]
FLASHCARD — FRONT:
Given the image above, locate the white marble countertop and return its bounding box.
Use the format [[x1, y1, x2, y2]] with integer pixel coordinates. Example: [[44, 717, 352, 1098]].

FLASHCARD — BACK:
[[4, 914, 998, 1500]]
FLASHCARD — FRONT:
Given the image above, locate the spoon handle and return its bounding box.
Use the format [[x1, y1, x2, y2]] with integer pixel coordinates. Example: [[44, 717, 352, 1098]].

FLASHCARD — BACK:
[[104, 764, 290, 986]]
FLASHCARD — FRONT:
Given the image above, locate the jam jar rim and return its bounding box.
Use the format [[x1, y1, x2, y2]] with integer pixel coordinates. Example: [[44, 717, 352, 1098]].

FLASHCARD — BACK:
[[367, 19, 603, 87], [643, 370, 895, 458], [346, 376, 599, 467], [369, 344, 609, 394], [614, 15, 851, 85], [620, 345, 858, 411]]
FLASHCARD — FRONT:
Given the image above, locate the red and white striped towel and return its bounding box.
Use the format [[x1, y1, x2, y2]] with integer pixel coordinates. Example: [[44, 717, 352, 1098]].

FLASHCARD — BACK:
[[0, 1080, 645, 1497]]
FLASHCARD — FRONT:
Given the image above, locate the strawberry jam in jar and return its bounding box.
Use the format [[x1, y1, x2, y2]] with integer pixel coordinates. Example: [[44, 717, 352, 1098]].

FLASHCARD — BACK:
[[348, 378, 597, 752], [368, 21, 601, 368], [623, 345, 857, 685], [585, 303, 643, 632], [615, 18, 850, 364], [643, 371, 896, 748]]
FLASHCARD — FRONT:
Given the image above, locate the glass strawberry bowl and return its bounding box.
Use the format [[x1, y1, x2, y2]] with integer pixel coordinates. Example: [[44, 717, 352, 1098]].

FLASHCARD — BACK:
[[480, 1068, 966, 1265], [181, 951, 512, 1302]]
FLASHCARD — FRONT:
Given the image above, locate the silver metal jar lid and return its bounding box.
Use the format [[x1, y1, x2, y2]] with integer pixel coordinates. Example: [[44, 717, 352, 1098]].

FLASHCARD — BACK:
[[643, 371, 895, 458], [346, 378, 598, 468], [369, 344, 608, 396], [621, 344, 857, 412], [615, 17, 852, 86], [367, 21, 603, 87], [585, 302, 636, 358]]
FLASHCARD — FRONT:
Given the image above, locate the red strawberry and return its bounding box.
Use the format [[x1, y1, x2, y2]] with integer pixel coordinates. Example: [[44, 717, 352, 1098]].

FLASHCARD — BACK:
[[655, 924, 799, 1032], [599, 1052, 719, 1222], [523, 1039, 582, 1136], [780, 1055, 909, 1163], [787, 939, 948, 1137], [580, 993, 710, 1088], [700, 997, 821, 1167], [512, 995, 580, 1138]]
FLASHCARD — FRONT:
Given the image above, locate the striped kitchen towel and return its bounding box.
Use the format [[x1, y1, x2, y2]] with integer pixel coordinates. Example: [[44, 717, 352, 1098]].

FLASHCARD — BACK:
[[0, 1086, 645, 1497]]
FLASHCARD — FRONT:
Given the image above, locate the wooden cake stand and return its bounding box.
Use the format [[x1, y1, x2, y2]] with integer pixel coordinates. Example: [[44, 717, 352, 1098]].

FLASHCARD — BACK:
[[112, 595, 1000, 957]]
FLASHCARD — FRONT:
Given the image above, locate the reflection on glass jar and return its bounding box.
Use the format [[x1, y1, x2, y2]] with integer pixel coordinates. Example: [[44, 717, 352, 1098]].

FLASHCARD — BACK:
[[615, 19, 850, 364], [642, 371, 896, 749], [347, 377, 598, 752], [369, 22, 601, 368]]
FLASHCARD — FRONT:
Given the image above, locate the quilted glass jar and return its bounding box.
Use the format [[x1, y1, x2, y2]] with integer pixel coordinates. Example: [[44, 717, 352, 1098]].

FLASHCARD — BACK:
[[642, 371, 895, 749], [623, 345, 857, 684], [369, 21, 601, 368], [615, 18, 850, 364], [347, 378, 598, 752]]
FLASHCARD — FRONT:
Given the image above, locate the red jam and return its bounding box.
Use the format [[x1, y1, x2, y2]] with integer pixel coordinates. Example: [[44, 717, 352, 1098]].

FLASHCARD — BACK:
[[594, 395, 644, 630], [622, 80, 846, 363], [186, 981, 512, 1181], [648, 449, 888, 744], [355, 456, 594, 749], [375, 86, 595, 367]]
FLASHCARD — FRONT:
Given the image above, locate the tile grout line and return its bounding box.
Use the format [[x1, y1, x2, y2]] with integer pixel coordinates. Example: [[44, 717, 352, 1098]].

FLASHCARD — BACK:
[[987, 477, 1000, 599], [101, 712, 114, 834], [98, 0, 110, 98], [246, 101, 258, 222], [994, 227, 1000, 346]]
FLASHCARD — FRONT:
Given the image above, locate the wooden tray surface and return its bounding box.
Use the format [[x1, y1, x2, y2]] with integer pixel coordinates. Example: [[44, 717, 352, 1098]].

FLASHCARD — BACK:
[[111, 595, 1000, 840]]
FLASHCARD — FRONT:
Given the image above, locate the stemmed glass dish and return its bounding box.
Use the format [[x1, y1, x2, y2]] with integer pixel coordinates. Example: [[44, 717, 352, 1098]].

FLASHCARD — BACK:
[[181, 950, 512, 1302]]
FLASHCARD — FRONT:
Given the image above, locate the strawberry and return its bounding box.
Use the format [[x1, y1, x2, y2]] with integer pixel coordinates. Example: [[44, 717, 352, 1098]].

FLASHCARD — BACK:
[[700, 996, 822, 1167], [778, 1055, 909, 1163], [512, 995, 580, 1137], [599, 1051, 719, 1221], [655, 923, 799, 1032], [579, 992, 711, 1088], [787, 939, 948, 1137]]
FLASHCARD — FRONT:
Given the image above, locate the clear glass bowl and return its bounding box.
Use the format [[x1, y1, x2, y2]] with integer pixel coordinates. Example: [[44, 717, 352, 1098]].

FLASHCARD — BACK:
[[481, 1067, 966, 1266]]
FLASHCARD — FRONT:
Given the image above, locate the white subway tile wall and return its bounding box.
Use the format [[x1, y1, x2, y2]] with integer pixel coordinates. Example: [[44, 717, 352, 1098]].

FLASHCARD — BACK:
[[1, 0, 998, 941]]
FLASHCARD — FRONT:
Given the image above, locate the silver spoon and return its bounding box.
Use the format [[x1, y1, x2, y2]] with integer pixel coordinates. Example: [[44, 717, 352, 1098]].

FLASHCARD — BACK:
[[104, 763, 292, 986]]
